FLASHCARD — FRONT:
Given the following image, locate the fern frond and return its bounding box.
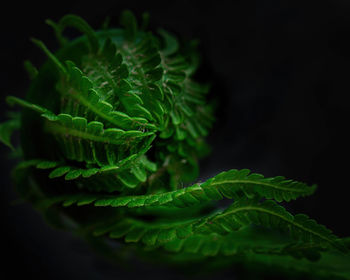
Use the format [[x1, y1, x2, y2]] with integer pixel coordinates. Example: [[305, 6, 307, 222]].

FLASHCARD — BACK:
[[38, 168, 316, 210], [61, 60, 157, 131], [57, 14, 99, 53], [1, 11, 348, 280], [158, 29, 179, 56], [24, 60, 38, 80], [7, 96, 155, 166], [120, 10, 138, 42], [31, 38, 67, 75], [0, 114, 20, 150], [89, 198, 345, 254], [96, 169, 316, 207], [206, 199, 346, 252]]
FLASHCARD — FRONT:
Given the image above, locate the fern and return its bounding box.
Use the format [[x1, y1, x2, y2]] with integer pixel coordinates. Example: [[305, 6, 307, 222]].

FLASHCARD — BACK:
[[1, 11, 349, 279]]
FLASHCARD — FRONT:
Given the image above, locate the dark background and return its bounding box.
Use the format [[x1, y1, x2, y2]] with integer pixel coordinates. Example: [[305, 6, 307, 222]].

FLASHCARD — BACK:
[[1, 1, 350, 279]]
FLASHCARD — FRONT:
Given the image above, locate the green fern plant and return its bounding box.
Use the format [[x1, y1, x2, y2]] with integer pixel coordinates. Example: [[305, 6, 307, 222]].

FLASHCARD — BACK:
[[1, 11, 349, 279]]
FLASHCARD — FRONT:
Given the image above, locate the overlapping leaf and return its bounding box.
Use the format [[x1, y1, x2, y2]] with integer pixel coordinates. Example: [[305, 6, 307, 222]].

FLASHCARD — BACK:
[[0, 114, 20, 150], [42, 168, 316, 210], [1, 11, 349, 280], [7, 96, 155, 169], [90, 198, 345, 255]]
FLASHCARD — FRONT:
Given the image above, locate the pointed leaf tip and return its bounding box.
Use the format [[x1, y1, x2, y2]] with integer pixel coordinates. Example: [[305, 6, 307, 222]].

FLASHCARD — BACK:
[[0, 118, 20, 150], [23, 60, 38, 80], [120, 10, 138, 42], [57, 14, 99, 53], [30, 38, 67, 75], [45, 18, 68, 46]]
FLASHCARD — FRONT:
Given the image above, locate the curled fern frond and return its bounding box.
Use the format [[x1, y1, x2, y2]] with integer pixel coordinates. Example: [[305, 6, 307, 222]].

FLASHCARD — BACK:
[[1, 10, 349, 280]]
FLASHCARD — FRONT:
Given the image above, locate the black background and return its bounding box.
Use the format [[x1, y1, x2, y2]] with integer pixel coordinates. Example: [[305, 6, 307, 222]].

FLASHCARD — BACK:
[[1, 1, 350, 279]]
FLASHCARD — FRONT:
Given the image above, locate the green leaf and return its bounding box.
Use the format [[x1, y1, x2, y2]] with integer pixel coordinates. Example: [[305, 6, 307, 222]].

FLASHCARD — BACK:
[[6, 96, 50, 114], [49, 166, 71, 178], [140, 155, 157, 172], [120, 10, 138, 42], [23, 60, 38, 80], [31, 38, 67, 75], [47, 169, 317, 209], [9, 98, 154, 166], [65, 169, 82, 180], [36, 161, 60, 169], [58, 14, 99, 53], [5, 13, 348, 280], [0, 118, 20, 150], [89, 198, 346, 257], [145, 67, 163, 82], [206, 199, 347, 252], [131, 165, 147, 182], [158, 28, 179, 56], [140, 12, 150, 31]]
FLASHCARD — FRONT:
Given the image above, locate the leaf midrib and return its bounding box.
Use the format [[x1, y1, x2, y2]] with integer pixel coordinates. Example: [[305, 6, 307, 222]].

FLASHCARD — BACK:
[[45, 121, 125, 145], [213, 205, 336, 248], [66, 88, 154, 129], [209, 179, 313, 194]]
